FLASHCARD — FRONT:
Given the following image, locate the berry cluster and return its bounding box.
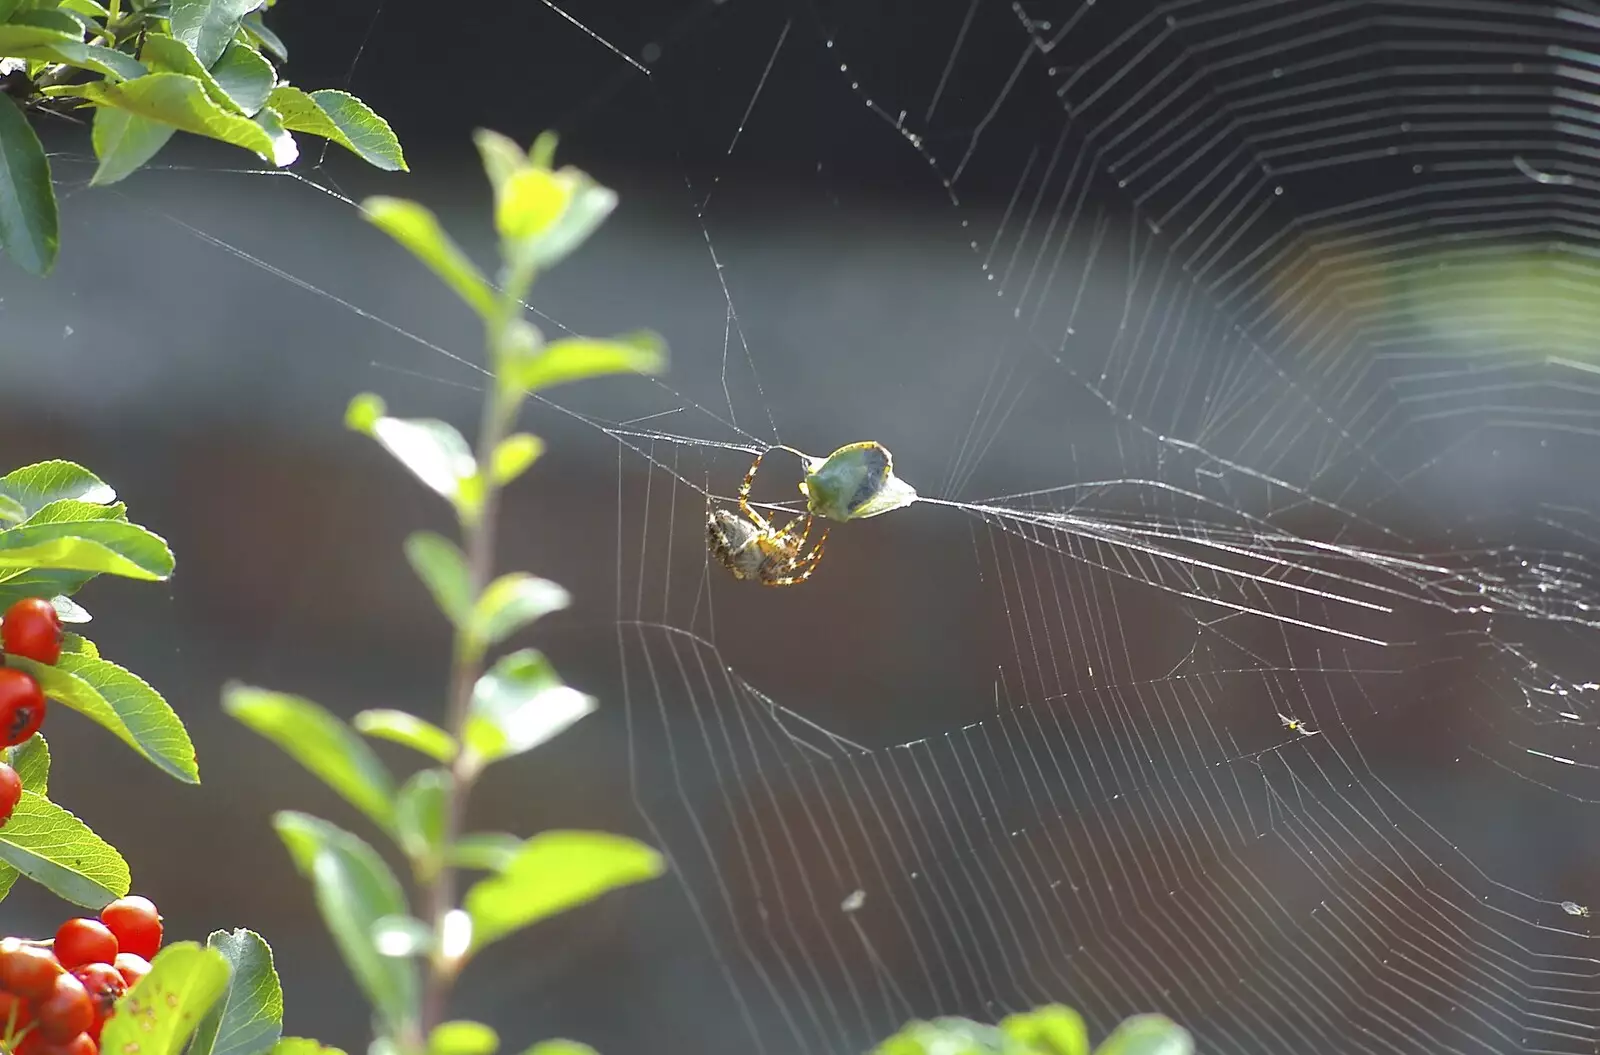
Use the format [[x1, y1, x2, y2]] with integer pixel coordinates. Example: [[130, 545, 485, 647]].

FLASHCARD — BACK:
[[0, 598, 65, 829], [0, 897, 163, 1055]]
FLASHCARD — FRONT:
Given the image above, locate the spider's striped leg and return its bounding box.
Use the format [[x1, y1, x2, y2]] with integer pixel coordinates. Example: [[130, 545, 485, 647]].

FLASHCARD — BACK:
[[769, 525, 829, 586], [738, 449, 767, 528]]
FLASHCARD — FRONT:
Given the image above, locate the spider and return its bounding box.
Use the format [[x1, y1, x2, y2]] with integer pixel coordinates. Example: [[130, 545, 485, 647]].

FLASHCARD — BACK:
[[708, 449, 831, 586]]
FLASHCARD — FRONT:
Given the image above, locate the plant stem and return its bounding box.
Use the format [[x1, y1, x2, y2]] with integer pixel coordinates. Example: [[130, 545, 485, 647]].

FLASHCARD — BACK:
[[417, 315, 518, 1040]]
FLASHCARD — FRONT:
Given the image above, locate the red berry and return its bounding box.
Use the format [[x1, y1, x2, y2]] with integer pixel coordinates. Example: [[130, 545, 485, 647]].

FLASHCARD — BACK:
[[69, 964, 121, 1041], [51, 923, 115, 973], [1, 600, 62, 668], [0, 762, 20, 827], [109, 954, 148, 992], [0, 988, 33, 1036], [96, 900, 159, 961], [0, 670, 45, 749], [34, 974, 90, 1042], [0, 945, 64, 1000], [35, 1033, 94, 1055]]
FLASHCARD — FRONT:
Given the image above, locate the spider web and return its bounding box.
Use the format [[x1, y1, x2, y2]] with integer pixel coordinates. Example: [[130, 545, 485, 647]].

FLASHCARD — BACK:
[[16, 1, 1600, 1053]]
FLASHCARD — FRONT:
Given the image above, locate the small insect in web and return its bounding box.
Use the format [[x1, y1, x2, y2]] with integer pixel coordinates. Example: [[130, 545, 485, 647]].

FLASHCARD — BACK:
[[1562, 900, 1590, 917], [708, 442, 919, 587], [1279, 713, 1319, 737]]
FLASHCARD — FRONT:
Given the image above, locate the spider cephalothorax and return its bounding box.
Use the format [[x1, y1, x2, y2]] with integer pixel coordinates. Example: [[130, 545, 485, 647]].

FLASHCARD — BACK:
[[707, 450, 829, 586]]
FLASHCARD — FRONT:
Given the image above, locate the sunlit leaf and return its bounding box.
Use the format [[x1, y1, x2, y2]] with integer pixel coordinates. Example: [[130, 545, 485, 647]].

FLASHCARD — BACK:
[[1092, 1015, 1192, 1055], [0, 93, 58, 276], [404, 532, 470, 627], [211, 42, 275, 114], [371, 914, 429, 958], [472, 128, 524, 196], [90, 105, 179, 186], [0, 789, 129, 908], [0, 518, 173, 579], [0, 461, 115, 518], [999, 1005, 1090, 1055], [168, 0, 259, 65], [469, 575, 569, 650], [269, 86, 405, 171], [79, 73, 279, 165], [223, 684, 395, 832], [190, 929, 284, 1055], [489, 434, 543, 486], [352, 710, 456, 765], [359, 197, 495, 319], [429, 1022, 498, 1055], [12, 653, 197, 783], [5, 733, 47, 794], [252, 108, 298, 167], [521, 1044, 597, 1055], [346, 396, 479, 510], [464, 650, 593, 766], [268, 1041, 346, 1055], [273, 812, 417, 1034], [241, 14, 287, 63], [448, 833, 521, 873], [394, 769, 447, 867], [463, 831, 662, 951], [102, 943, 232, 1055], [503, 332, 665, 395]]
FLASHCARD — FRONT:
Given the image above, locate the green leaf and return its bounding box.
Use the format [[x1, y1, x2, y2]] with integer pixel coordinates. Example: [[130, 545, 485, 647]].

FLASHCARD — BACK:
[[360, 197, 495, 319], [0, 93, 58, 276], [528, 131, 558, 171], [394, 769, 446, 867], [1000, 1005, 1090, 1055], [60, 631, 97, 656], [12, 653, 198, 783], [91, 105, 179, 186], [352, 710, 456, 765], [404, 532, 470, 626], [34, 41, 144, 81], [6, 733, 47, 794], [0, 461, 115, 518], [79, 73, 278, 164], [0, 495, 23, 524], [252, 106, 298, 166], [269, 1042, 345, 1055], [489, 434, 543, 486], [0, 789, 129, 907], [353, 408, 477, 508], [370, 914, 429, 958], [521, 1045, 596, 1055], [500, 168, 616, 273], [1092, 1016, 1192, 1055], [190, 930, 284, 1055], [345, 392, 385, 432], [0, 11, 81, 55], [504, 332, 666, 395], [273, 812, 417, 1035], [210, 42, 274, 114], [222, 684, 395, 833], [469, 575, 569, 650], [464, 650, 593, 766], [52, 595, 91, 624], [25, 498, 127, 525], [267, 86, 405, 171], [0, 518, 174, 579], [140, 33, 233, 107], [463, 831, 663, 951], [168, 0, 259, 66], [101, 943, 232, 1055], [472, 128, 524, 197], [448, 833, 521, 873], [430, 1022, 498, 1055], [240, 13, 286, 63]]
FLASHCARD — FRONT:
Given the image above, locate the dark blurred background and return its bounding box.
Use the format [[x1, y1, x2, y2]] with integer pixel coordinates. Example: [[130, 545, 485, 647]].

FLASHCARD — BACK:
[[8, 1, 1600, 1053]]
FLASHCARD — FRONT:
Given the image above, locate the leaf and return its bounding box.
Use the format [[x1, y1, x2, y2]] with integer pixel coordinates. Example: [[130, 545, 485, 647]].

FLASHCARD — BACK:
[[6, 733, 47, 794], [521, 1045, 596, 1055], [60, 631, 97, 656], [503, 332, 665, 395], [370, 914, 429, 958], [168, 0, 260, 66], [12, 653, 198, 783], [210, 42, 275, 115], [240, 14, 286, 63], [267, 86, 405, 171], [469, 575, 569, 650], [430, 1022, 497, 1055], [464, 650, 594, 766], [25, 498, 127, 525], [360, 197, 495, 319], [0, 461, 115, 518], [252, 107, 297, 167], [449, 833, 521, 873], [101, 943, 232, 1055], [489, 434, 543, 486], [352, 710, 456, 765], [394, 769, 446, 866], [91, 105, 179, 186], [79, 73, 278, 163], [273, 812, 418, 1035], [222, 684, 395, 832], [269, 1042, 346, 1055], [472, 128, 524, 197], [0, 495, 22, 524], [52, 595, 91, 624], [463, 831, 663, 951], [0, 11, 81, 55], [404, 532, 470, 626], [355, 409, 477, 508], [190, 930, 284, 1055], [1000, 1005, 1090, 1055], [0, 789, 129, 907], [0, 93, 58, 276], [139, 33, 234, 109], [0, 518, 174, 579], [1092, 1016, 1192, 1055], [500, 168, 616, 273]]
